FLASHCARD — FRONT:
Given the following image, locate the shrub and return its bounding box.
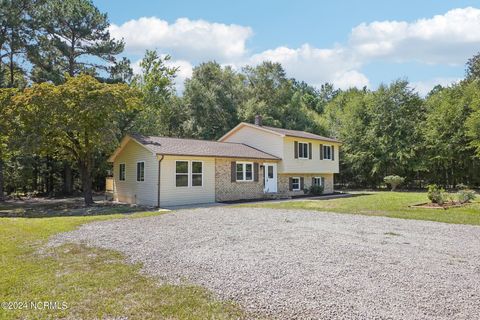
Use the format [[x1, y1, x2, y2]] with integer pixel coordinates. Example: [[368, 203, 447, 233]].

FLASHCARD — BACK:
[[384, 175, 405, 191], [456, 189, 476, 204], [309, 185, 324, 195], [427, 184, 447, 205]]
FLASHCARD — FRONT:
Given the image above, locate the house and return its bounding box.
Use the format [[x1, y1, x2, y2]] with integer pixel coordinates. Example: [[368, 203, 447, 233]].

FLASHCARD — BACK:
[[108, 116, 341, 207]]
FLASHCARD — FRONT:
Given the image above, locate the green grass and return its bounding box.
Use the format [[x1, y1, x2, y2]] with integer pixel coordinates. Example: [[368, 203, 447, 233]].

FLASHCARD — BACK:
[[242, 192, 480, 225], [0, 208, 242, 320]]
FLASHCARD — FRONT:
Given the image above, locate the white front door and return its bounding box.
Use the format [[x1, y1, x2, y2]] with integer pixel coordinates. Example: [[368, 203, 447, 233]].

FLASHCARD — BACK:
[[264, 163, 277, 193]]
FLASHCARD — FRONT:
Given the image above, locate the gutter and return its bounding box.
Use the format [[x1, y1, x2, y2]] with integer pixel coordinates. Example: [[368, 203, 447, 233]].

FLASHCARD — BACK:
[[157, 155, 164, 207]]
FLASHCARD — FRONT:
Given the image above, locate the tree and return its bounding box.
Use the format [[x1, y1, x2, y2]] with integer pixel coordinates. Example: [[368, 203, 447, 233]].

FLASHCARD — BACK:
[[15, 75, 141, 205], [240, 62, 294, 127], [0, 88, 18, 200], [384, 175, 405, 191], [28, 0, 124, 83], [465, 81, 480, 158], [183, 61, 245, 139], [466, 52, 480, 81], [0, 0, 36, 88], [130, 50, 185, 136], [423, 82, 479, 186]]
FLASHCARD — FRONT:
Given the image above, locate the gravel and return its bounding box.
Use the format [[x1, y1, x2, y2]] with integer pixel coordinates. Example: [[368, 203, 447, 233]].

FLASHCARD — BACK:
[[49, 207, 480, 319]]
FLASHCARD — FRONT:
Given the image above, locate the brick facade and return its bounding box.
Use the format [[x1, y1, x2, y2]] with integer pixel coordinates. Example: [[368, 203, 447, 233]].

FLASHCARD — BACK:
[[215, 157, 335, 201], [215, 158, 266, 202], [278, 173, 334, 196]]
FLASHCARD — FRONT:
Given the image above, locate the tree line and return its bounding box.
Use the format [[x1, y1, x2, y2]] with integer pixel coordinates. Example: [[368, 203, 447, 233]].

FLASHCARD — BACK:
[[1, 0, 480, 204]]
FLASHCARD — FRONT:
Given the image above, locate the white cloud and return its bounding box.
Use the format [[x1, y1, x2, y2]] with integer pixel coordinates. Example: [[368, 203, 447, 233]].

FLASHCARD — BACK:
[[110, 17, 252, 62], [249, 44, 369, 89], [350, 7, 480, 65], [115, 7, 480, 93], [410, 77, 461, 96]]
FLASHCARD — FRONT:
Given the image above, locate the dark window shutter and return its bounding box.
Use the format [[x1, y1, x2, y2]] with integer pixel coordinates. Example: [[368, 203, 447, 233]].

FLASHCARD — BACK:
[[320, 144, 324, 160], [308, 143, 312, 159], [254, 163, 259, 182], [289, 177, 293, 191], [312, 177, 315, 186], [231, 161, 236, 182], [332, 146, 335, 161], [300, 177, 304, 190], [294, 141, 298, 159]]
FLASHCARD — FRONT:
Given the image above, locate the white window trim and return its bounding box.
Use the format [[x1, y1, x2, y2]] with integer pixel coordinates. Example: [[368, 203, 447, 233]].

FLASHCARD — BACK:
[[236, 161, 254, 182], [313, 177, 323, 186], [175, 160, 204, 188], [292, 177, 301, 191], [298, 142, 309, 159], [191, 161, 204, 187], [323, 145, 332, 160], [175, 160, 189, 188], [119, 163, 126, 182], [136, 161, 145, 182]]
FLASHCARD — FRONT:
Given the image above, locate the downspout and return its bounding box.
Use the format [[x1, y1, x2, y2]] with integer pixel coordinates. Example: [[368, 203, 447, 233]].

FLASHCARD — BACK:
[[157, 155, 164, 208]]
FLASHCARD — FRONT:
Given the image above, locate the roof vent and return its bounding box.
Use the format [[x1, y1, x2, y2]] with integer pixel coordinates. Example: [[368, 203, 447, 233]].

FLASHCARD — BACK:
[[254, 115, 263, 126]]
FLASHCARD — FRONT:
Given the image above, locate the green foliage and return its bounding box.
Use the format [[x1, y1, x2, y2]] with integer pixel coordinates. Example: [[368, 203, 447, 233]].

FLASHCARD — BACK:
[[130, 50, 185, 136], [427, 184, 447, 205], [183, 61, 244, 139], [308, 185, 324, 195], [0, 0, 36, 88], [456, 189, 476, 204], [28, 0, 124, 82], [240, 62, 327, 134], [383, 175, 405, 191], [423, 81, 479, 186], [14, 75, 141, 204]]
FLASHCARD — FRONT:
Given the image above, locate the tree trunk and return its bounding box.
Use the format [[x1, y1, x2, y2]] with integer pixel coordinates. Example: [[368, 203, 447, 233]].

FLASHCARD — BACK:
[[0, 159, 4, 202], [78, 160, 94, 206], [63, 162, 73, 195]]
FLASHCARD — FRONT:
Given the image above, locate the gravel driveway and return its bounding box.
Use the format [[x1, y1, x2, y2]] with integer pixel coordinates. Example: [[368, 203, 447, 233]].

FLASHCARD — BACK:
[[50, 207, 480, 319]]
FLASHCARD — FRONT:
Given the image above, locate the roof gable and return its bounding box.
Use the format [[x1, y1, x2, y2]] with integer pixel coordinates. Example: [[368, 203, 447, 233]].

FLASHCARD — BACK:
[[107, 135, 155, 162], [109, 134, 280, 161], [219, 122, 341, 143]]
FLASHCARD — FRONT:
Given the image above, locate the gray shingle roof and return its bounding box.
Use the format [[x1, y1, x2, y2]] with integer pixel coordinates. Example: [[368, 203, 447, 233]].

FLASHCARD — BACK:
[[131, 134, 280, 160], [260, 125, 341, 143]]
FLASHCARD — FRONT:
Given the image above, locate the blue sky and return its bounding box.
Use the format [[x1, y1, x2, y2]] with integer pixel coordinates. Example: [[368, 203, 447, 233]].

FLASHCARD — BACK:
[[94, 0, 480, 94]]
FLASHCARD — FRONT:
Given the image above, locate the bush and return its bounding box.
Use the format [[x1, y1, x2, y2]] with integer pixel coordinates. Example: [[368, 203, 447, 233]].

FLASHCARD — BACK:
[[427, 184, 447, 205], [309, 185, 324, 195], [384, 175, 405, 191], [456, 189, 476, 204]]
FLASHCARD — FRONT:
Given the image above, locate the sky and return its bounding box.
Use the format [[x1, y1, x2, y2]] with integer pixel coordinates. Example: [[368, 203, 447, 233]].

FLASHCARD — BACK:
[[94, 0, 480, 95]]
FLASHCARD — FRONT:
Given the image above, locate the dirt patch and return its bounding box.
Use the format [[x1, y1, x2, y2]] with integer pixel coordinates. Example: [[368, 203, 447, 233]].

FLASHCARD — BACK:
[[410, 202, 471, 209], [0, 196, 152, 218]]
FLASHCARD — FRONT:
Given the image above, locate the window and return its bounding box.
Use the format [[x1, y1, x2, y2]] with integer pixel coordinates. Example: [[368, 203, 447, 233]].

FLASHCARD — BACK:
[[292, 177, 300, 191], [236, 162, 253, 181], [313, 177, 322, 186], [191, 161, 203, 187], [136, 162, 144, 181], [175, 161, 188, 187], [267, 165, 274, 179], [298, 142, 309, 159], [323, 145, 332, 160], [119, 163, 126, 181]]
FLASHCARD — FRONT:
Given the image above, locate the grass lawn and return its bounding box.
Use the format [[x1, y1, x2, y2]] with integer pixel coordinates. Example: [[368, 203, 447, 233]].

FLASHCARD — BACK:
[[0, 203, 242, 320], [242, 192, 480, 225]]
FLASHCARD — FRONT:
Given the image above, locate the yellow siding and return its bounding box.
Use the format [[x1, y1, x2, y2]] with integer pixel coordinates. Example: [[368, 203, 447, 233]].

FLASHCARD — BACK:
[[220, 125, 284, 158], [113, 140, 158, 206], [159, 156, 215, 206], [281, 137, 340, 174]]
